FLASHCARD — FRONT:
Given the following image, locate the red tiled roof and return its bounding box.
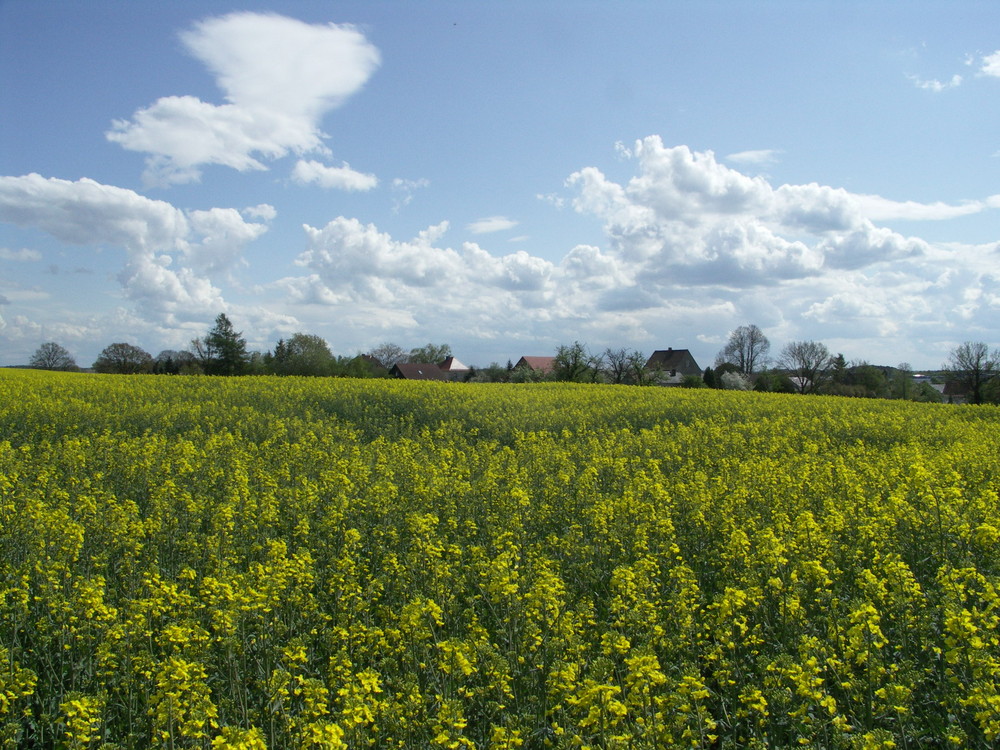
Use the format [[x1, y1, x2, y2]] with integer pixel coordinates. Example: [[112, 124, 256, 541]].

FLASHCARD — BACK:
[[515, 356, 556, 374]]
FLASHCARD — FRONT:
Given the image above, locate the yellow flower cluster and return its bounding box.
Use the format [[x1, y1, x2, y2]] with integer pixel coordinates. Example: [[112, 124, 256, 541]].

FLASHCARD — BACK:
[[1, 369, 998, 747]]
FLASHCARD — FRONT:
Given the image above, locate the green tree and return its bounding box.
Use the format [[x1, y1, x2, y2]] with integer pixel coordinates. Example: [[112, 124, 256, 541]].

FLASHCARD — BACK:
[[829, 362, 889, 398], [553, 341, 599, 382], [830, 353, 848, 385], [269, 333, 334, 376], [93, 342, 153, 374], [408, 343, 451, 364], [469, 362, 509, 383], [891, 362, 914, 400], [29, 342, 78, 371], [944, 341, 1000, 405], [333, 354, 387, 378], [191, 313, 248, 376], [753, 369, 796, 393], [153, 349, 200, 375]]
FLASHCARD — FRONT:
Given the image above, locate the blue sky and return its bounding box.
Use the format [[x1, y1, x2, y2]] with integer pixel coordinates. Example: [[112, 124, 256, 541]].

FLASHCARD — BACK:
[[1, 1, 998, 370]]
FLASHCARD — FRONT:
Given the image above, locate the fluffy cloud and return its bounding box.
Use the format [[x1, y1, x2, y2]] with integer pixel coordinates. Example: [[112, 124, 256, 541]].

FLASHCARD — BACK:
[[266, 135, 994, 361], [280, 217, 569, 342], [981, 50, 1000, 77], [107, 12, 380, 186], [271, 137, 998, 362], [0, 174, 268, 322], [567, 137, 996, 282], [291, 160, 378, 191]]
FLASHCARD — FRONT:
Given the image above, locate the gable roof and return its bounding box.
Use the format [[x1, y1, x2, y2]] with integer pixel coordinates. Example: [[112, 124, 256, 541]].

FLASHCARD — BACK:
[[644, 348, 701, 375], [439, 355, 470, 372], [515, 356, 556, 374], [390, 362, 449, 381], [359, 353, 386, 370]]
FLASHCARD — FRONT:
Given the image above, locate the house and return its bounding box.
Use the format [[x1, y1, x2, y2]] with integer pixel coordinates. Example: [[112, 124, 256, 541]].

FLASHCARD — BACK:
[[644, 348, 702, 386], [513, 356, 556, 376], [438, 356, 471, 381], [389, 363, 449, 381], [942, 380, 969, 405], [360, 353, 386, 370]]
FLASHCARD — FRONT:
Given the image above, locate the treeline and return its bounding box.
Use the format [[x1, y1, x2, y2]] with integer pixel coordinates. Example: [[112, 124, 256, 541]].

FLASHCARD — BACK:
[[19, 315, 1000, 404]]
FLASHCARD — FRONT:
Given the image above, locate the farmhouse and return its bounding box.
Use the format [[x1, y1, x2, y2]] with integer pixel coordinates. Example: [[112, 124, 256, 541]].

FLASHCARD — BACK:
[[942, 381, 969, 405], [644, 348, 702, 386], [389, 363, 449, 381], [438, 356, 471, 381], [514, 356, 556, 376]]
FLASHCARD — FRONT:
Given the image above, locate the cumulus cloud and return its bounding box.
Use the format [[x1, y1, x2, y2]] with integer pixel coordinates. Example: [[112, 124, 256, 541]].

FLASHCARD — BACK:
[[270, 138, 998, 357], [567, 137, 996, 286], [278, 217, 570, 340], [981, 50, 1000, 77], [466, 216, 519, 234], [243, 204, 277, 221], [0, 173, 268, 322], [107, 12, 380, 186], [291, 160, 378, 191]]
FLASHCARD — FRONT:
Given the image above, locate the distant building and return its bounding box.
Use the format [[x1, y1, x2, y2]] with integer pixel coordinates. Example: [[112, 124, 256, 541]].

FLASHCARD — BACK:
[[644, 348, 702, 386], [389, 363, 449, 381], [360, 353, 386, 371], [513, 356, 557, 377], [942, 380, 969, 405], [438, 356, 471, 381]]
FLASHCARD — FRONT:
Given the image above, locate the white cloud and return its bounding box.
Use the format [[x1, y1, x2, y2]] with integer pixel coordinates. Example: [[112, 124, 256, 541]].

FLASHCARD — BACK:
[[909, 73, 963, 91], [466, 216, 519, 234], [726, 149, 782, 167], [243, 204, 277, 221], [391, 178, 430, 212], [537, 192, 565, 209], [185, 208, 269, 275], [107, 12, 380, 186], [0, 247, 42, 261], [855, 194, 986, 221], [981, 50, 1000, 77], [0, 173, 267, 323], [291, 159, 378, 191]]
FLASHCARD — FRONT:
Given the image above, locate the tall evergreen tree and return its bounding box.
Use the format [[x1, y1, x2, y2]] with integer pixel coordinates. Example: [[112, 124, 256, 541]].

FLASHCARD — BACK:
[[192, 314, 248, 375]]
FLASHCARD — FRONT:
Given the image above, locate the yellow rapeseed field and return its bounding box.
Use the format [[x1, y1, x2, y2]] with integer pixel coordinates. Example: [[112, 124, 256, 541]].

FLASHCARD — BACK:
[[1, 368, 998, 748]]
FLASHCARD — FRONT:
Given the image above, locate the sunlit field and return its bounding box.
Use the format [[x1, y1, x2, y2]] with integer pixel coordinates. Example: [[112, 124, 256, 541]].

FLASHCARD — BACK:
[[1, 369, 998, 748]]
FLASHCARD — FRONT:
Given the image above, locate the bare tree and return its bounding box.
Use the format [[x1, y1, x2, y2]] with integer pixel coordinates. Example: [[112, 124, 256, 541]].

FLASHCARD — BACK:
[[945, 341, 999, 405], [716, 324, 770, 375], [29, 342, 78, 371], [603, 348, 631, 384], [367, 342, 407, 370], [604, 347, 652, 385], [778, 340, 833, 394]]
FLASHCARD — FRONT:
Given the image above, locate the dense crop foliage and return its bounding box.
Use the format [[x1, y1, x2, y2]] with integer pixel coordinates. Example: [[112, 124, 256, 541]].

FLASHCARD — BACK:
[[1, 369, 999, 748]]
